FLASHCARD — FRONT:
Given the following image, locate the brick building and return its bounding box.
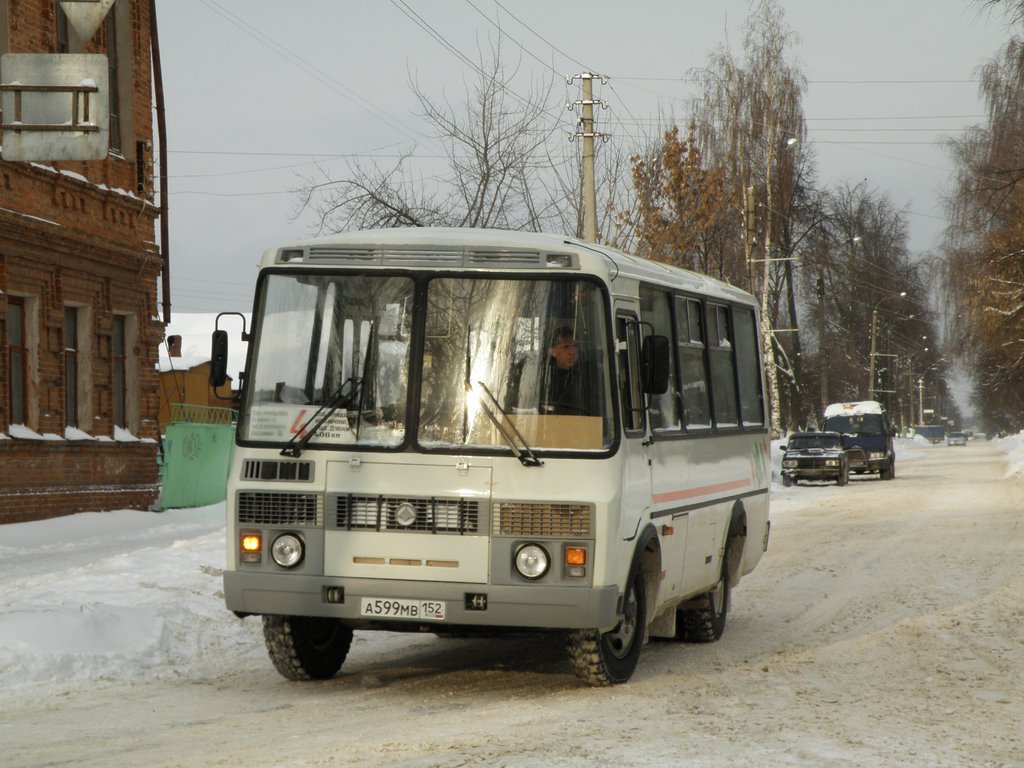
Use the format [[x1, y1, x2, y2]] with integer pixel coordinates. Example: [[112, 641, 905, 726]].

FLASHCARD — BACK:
[[0, 1, 164, 524]]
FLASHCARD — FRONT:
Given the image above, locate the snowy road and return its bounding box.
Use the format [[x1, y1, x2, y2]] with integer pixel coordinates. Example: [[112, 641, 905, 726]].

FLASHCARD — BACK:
[[2, 439, 1023, 767]]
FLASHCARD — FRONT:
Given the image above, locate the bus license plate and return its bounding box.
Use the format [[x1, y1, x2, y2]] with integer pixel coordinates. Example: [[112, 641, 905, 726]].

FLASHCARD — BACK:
[[360, 597, 446, 621]]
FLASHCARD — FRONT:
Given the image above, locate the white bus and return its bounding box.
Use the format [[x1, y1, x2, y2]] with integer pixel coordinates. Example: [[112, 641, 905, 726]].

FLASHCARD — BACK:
[[212, 227, 771, 686]]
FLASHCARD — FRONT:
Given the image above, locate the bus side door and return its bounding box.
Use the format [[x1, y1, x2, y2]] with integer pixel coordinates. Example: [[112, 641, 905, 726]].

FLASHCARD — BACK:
[[615, 308, 652, 543]]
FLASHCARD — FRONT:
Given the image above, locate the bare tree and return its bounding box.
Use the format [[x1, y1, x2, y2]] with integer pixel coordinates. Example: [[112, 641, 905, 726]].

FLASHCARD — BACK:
[[802, 181, 940, 426], [293, 41, 563, 234], [291, 38, 638, 250], [687, 0, 808, 435], [941, 36, 1024, 431], [975, 0, 1024, 24]]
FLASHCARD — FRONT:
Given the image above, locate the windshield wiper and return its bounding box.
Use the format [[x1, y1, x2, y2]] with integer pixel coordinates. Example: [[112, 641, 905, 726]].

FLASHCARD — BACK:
[[280, 376, 361, 458], [281, 322, 376, 457], [473, 380, 543, 468], [462, 324, 541, 468]]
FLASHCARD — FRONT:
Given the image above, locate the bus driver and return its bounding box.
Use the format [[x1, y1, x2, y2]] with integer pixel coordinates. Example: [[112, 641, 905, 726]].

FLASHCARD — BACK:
[[540, 326, 596, 416]]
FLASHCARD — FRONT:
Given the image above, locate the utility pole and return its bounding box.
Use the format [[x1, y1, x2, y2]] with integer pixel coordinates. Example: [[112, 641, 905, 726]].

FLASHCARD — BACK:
[[567, 73, 608, 244], [868, 291, 906, 400], [817, 272, 828, 414], [868, 307, 879, 399]]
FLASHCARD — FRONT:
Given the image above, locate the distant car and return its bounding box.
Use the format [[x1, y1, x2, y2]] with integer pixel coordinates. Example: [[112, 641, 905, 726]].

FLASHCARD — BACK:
[[781, 431, 849, 487], [947, 431, 967, 446]]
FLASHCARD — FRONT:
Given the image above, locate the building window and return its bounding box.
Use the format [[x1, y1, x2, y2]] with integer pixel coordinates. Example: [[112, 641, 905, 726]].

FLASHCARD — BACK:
[[105, 11, 121, 151], [7, 297, 28, 425], [112, 315, 127, 428], [56, 6, 70, 53], [64, 307, 80, 428]]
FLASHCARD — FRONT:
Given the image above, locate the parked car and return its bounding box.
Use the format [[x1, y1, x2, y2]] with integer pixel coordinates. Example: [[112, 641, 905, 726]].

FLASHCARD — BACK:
[[947, 431, 967, 446], [823, 401, 897, 480], [781, 431, 849, 487]]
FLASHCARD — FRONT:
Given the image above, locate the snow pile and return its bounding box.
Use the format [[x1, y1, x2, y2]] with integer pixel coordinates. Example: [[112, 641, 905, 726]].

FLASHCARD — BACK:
[[999, 430, 1024, 478], [0, 505, 262, 694]]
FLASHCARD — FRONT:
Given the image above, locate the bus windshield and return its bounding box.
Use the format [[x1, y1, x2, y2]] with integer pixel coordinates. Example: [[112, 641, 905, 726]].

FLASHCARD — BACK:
[[239, 272, 614, 452]]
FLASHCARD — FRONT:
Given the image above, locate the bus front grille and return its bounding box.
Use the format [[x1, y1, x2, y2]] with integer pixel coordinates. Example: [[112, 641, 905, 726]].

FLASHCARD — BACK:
[[331, 495, 481, 534], [493, 502, 592, 537], [237, 492, 323, 527], [241, 459, 313, 482]]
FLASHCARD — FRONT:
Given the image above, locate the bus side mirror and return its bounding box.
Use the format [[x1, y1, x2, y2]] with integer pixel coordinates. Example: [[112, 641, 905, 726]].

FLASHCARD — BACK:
[[642, 334, 670, 395], [210, 330, 229, 387]]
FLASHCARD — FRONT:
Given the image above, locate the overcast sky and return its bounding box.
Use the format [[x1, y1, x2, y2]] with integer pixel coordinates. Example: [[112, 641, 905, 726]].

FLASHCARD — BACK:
[[155, 0, 1012, 316]]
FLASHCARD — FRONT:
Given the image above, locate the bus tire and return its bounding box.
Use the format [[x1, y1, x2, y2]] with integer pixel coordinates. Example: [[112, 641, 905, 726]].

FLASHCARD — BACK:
[[567, 567, 646, 686], [262, 615, 353, 681], [677, 551, 730, 643]]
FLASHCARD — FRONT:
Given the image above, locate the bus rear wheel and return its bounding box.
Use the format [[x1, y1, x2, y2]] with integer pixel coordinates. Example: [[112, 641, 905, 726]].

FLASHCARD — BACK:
[[567, 568, 646, 686], [262, 615, 353, 681], [677, 554, 730, 643]]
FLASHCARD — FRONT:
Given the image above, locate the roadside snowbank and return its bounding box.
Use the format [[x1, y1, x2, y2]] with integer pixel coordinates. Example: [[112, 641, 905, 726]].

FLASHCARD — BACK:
[[0, 505, 262, 693]]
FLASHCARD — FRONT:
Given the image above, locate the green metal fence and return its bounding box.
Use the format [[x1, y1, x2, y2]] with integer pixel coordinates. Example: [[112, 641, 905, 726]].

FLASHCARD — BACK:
[[161, 405, 237, 510]]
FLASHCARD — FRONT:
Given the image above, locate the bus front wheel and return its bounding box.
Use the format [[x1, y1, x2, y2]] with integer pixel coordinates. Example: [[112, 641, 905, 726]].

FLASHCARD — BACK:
[[262, 615, 353, 681], [567, 567, 647, 686]]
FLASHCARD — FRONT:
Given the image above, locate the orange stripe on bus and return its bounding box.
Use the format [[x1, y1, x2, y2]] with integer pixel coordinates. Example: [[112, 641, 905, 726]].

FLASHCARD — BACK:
[[653, 477, 753, 505]]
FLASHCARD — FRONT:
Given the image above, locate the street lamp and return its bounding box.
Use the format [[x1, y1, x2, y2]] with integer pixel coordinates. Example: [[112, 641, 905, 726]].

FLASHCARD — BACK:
[[868, 291, 907, 399], [916, 358, 948, 426], [900, 342, 929, 433]]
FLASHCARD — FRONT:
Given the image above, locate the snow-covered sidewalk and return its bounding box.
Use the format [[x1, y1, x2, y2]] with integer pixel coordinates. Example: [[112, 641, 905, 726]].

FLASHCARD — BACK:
[[0, 504, 262, 694]]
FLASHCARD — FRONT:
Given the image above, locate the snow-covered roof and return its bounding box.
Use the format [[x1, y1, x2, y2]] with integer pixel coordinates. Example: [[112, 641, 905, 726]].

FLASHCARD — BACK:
[[159, 312, 249, 382], [823, 401, 884, 418]]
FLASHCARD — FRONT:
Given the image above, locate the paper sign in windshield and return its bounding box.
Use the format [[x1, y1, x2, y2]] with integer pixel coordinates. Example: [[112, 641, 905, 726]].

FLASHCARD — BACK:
[[248, 405, 355, 444]]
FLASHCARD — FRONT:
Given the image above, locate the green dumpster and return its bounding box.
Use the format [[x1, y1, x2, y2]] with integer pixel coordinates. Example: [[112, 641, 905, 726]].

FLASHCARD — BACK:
[[162, 405, 236, 510]]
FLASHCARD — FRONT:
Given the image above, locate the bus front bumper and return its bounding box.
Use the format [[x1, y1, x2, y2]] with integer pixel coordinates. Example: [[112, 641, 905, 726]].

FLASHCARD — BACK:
[[224, 571, 621, 631]]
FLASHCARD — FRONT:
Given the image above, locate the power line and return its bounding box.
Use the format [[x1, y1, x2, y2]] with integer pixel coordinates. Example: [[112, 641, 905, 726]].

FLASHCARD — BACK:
[[462, 0, 561, 77], [490, 0, 590, 72], [198, 0, 439, 152]]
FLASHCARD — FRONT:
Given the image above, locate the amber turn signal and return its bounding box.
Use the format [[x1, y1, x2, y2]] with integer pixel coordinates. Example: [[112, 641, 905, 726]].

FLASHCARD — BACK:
[[241, 533, 262, 563], [565, 547, 586, 566]]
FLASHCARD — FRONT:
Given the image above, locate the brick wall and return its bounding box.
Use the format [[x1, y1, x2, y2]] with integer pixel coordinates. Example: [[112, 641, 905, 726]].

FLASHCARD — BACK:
[[0, 439, 159, 524], [0, 0, 163, 522], [3, 0, 155, 197]]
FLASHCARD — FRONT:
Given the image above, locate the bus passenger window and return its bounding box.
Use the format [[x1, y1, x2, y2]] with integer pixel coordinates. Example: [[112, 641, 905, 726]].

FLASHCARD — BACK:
[[675, 297, 711, 431], [733, 308, 764, 426], [709, 303, 739, 427]]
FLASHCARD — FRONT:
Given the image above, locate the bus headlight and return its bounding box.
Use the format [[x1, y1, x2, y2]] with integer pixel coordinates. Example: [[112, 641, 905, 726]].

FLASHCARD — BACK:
[[271, 533, 304, 568], [514, 543, 549, 580]]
